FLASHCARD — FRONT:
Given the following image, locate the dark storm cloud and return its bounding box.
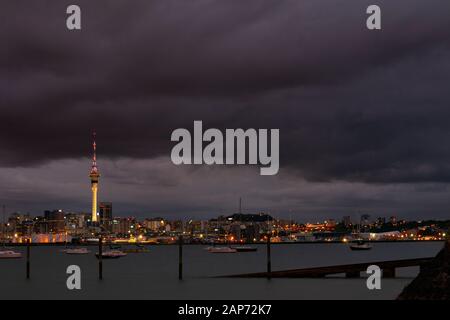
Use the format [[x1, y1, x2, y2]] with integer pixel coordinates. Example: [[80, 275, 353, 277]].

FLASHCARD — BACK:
[[3, 158, 450, 220], [1, 0, 450, 188]]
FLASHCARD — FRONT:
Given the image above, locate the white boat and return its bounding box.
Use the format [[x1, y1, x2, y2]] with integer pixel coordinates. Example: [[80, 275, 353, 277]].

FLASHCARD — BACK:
[[349, 240, 372, 251], [0, 250, 22, 259], [65, 248, 91, 255], [86, 238, 100, 243], [207, 247, 237, 253], [350, 218, 372, 251], [95, 250, 127, 259], [122, 245, 149, 253], [232, 246, 258, 252]]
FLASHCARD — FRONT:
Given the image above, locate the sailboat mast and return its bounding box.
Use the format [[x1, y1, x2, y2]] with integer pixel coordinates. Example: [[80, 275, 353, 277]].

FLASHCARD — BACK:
[[2, 205, 5, 247]]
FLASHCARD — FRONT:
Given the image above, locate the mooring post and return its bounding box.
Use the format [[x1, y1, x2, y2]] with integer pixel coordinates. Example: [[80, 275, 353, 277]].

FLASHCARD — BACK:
[[26, 238, 30, 279], [98, 236, 103, 280], [178, 235, 183, 280], [267, 234, 272, 279]]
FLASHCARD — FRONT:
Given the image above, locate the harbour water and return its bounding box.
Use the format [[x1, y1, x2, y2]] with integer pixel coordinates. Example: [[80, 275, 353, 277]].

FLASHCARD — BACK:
[[0, 242, 443, 300]]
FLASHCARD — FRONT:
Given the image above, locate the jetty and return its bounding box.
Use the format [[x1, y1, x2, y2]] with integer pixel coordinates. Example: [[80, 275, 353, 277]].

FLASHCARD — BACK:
[[219, 257, 434, 278]]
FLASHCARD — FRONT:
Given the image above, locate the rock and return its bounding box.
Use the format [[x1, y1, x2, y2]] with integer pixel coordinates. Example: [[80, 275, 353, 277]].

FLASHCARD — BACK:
[[398, 241, 450, 300]]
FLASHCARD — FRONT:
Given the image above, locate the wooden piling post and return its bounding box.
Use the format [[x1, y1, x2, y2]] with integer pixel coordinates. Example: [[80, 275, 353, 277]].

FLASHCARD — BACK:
[[267, 234, 271, 279], [98, 236, 103, 280], [26, 239, 30, 279], [178, 235, 183, 280]]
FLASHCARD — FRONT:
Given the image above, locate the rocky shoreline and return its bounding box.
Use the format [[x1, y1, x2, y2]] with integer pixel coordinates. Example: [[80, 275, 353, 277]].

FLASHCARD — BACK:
[[398, 241, 450, 300]]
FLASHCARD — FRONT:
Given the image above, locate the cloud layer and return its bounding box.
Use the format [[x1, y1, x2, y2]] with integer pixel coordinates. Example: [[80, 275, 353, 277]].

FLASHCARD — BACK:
[[1, 1, 450, 219]]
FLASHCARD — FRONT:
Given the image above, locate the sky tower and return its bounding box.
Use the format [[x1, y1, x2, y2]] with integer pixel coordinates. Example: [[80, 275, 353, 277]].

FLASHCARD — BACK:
[[90, 132, 100, 223]]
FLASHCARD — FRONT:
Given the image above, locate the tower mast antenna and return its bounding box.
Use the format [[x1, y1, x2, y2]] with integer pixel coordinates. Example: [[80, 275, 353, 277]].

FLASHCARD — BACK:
[[92, 131, 97, 170]]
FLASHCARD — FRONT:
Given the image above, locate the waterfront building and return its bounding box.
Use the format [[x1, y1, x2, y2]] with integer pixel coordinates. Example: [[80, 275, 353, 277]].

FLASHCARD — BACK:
[[168, 220, 184, 233], [31, 233, 71, 244], [143, 218, 165, 232], [65, 212, 87, 235], [33, 216, 49, 234], [342, 216, 352, 227], [229, 223, 242, 242], [99, 202, 112, 231], [44, 209, 65, 233], [111, 217, 136, 236]]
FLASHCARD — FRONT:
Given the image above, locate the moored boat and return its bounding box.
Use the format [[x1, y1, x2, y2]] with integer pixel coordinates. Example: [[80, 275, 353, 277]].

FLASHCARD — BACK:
[[207, 246, 237, 253], [122, 246, 149, 253], [86, 238, 100, 244], [349, 240, 372, 251], [0, 250, 22, 259], [65, 247, 91, 255], [232, 246, 257, 252], [95, 250, 127, 259]]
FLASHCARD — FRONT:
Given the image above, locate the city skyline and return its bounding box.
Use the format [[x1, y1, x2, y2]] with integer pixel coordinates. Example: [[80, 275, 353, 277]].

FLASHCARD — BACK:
[[1, 1, 450, 220]]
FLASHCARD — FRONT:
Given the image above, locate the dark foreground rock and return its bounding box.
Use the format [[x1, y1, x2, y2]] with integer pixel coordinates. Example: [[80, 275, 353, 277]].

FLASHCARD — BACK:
[[398, 241, 450, 300]]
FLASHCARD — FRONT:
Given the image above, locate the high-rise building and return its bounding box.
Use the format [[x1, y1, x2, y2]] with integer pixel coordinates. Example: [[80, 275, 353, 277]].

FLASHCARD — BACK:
[[111, 217, 136, 236], [230, 223, 242, 241], [99, 202, 112, 231], [64, 212, 86, 235], [389, 216, 397, 225], [143, 218, 164, 232], [44, 210, 65, 233], [89, 132, 100, 223], [360, 214, 371, 226], [342, 216, 352, 227]]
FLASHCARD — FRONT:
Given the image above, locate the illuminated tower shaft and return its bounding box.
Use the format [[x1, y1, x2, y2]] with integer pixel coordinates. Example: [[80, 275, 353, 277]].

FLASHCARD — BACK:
[[91, 175, 99, 222], [90, 132, 100, 223]]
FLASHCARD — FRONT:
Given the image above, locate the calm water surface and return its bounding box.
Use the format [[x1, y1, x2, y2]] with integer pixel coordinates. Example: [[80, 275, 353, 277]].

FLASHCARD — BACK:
[[0, 242, 443, 300]]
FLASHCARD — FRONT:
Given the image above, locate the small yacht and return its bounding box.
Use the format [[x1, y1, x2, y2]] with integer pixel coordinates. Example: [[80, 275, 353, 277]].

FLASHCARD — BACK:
[[122, 245, 149, 253], [65, 248, 91, 255], [1, 206, 21, 259], [349, 240, 372, 251], [95, 250, 127, 259], [0, 250, 22, 259], [207, 246, 237, 253], [232, 246, 257, 252], [350, 218, 373, 251]]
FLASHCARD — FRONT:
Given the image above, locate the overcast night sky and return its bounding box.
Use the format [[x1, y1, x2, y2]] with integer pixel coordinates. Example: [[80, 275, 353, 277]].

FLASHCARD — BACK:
[[1, 0, 450, 221]]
